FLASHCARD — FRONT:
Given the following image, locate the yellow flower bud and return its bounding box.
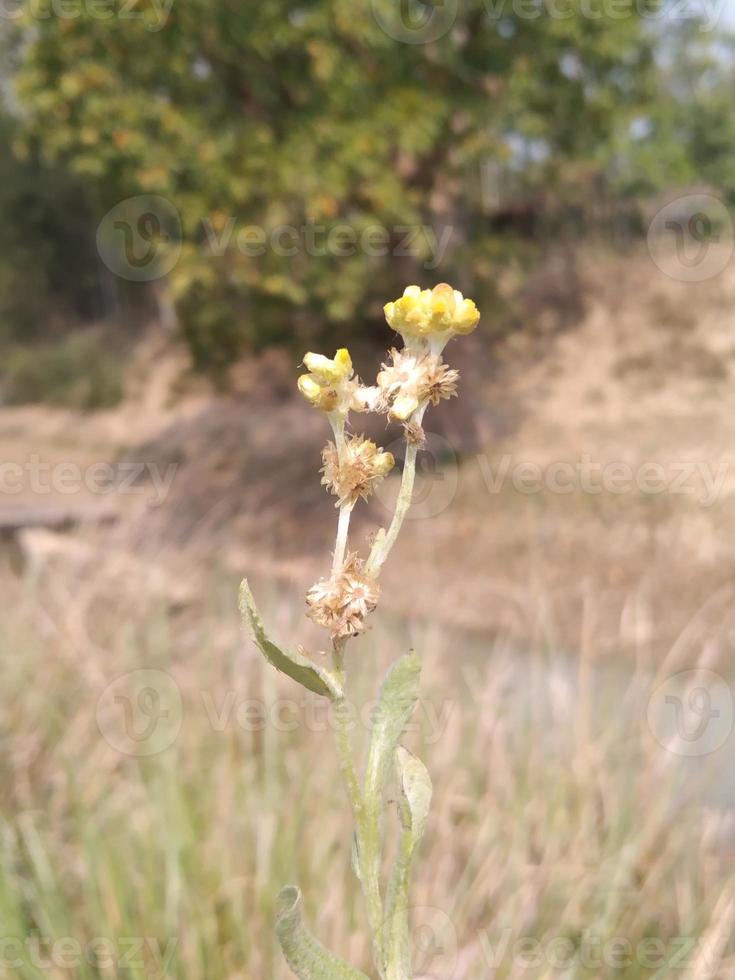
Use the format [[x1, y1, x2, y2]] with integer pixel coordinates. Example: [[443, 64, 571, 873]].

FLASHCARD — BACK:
[[384, 283, 480, 340], [374, 452, 395, 476], [453, 297, 480, 335], [303, 348, 353, 384], [298, 374, 322, 404], [298, 374, 338, 411], [298, 348, 353, 412]]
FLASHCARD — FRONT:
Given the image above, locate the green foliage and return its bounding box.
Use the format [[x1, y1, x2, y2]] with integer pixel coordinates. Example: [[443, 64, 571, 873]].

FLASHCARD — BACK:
[[0, 112, 101, 345], [363, 652, 421, 831], [10, 0, 662, 369], [275, 887, 372, 980], [384, 748, 432, 980], [239, 580, 342, 698], [3, 331, 124, 410], [614, 24, 735, 199]]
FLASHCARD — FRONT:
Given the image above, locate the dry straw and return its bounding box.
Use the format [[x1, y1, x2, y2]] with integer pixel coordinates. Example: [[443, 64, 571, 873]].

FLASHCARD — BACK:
[[240, 283, 480, 980]]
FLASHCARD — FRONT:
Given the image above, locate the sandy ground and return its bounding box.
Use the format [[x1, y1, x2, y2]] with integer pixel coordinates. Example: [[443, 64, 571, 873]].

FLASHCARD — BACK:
[[4, 246, 735, 660]]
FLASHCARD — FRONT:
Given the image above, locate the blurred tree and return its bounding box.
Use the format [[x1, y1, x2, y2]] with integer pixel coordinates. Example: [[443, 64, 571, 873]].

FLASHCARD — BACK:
[[0, 110, 102, 344], [10, 0, 665, 371], [614, 21, 735, 200]]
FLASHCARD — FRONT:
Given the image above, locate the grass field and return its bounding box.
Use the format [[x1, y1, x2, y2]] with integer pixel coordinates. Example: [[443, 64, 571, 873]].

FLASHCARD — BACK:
[[1, 564, 733, 980]]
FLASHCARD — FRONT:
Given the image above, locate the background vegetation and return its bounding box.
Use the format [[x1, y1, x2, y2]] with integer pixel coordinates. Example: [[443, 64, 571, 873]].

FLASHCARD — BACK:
[[2, 1, 735, 387]]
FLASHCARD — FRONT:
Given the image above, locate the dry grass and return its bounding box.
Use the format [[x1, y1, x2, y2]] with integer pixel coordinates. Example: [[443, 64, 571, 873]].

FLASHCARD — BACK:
[[1, 561, 733, 979], [2, 249, 735, 977]]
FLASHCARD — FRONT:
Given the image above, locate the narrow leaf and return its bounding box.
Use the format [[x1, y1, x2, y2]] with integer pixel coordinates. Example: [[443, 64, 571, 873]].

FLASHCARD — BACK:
[[361, 652, 421, 974], [364, 651, 421, 807], [384, 748, 433, 980], [396, 746, 432, 846], [239, 580, 341, 698], [275, 886, 372, 980]]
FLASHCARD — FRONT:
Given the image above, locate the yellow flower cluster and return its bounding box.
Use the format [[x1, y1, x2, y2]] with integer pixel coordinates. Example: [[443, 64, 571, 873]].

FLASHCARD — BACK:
[[383, 283, 480, 340], [297, 349, 353, 412]]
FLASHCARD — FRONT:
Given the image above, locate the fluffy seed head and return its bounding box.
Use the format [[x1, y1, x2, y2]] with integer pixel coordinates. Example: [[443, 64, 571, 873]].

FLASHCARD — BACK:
[[377, 349, 459, 421], [306, 554, 380, 639], [321, 435, 395, 506]]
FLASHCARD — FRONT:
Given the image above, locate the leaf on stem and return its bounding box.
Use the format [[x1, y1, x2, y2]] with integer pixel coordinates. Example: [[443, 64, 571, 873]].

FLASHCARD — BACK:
[[364, 651, 421, 807], [384, 747, 433, 980], [239, 580, 341, 699], [395, 746, 432, 845], [275, 886, 372, 980]]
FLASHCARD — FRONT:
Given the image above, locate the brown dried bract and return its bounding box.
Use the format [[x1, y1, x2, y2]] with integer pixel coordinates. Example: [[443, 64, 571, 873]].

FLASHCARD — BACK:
[[321, 435, 394, 507], [305, 553, 381, 639], [403, 421, 427, 448]]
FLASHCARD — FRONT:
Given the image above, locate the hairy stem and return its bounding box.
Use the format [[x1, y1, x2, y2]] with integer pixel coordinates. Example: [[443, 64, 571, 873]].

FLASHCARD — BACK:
[[328, 413, 353, 574], [367, 404, 427, 577], [332, 502, 353, 574], [331, 644, 386, 977]]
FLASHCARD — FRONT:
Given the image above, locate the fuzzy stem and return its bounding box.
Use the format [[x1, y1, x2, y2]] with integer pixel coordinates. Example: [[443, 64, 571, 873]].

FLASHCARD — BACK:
[[332, 502, 353, 575], [330, 643, 386, 977], [367, 403, 428, 577], [328, 413, 353, 575]]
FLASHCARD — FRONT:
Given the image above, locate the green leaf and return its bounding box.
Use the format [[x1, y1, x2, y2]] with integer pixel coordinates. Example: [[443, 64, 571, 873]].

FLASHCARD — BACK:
[[395, 746, 432, 846], [384, 748, 433, 980], [239, 580, 341, 699], [364, 652, 421, 809], [360, 652, 421, 974], [275, 886, 372, 980]]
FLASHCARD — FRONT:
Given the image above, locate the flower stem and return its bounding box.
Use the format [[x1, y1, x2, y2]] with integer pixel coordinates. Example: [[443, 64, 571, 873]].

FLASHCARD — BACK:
[[332, 502, 353, 575], [331, 642, 386, 977], [367, 404, 427, 577], [328, 413, 353, 575]]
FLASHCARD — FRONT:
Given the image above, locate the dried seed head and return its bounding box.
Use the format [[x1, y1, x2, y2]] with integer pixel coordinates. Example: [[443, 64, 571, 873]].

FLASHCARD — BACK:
[[306, 553, 380, 639], [383, 283, 480, 342], [403, 420, 427, 448], [377, 349, 459, 421], [298, 347, 354, 413], [321, 435, 395, 506]]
